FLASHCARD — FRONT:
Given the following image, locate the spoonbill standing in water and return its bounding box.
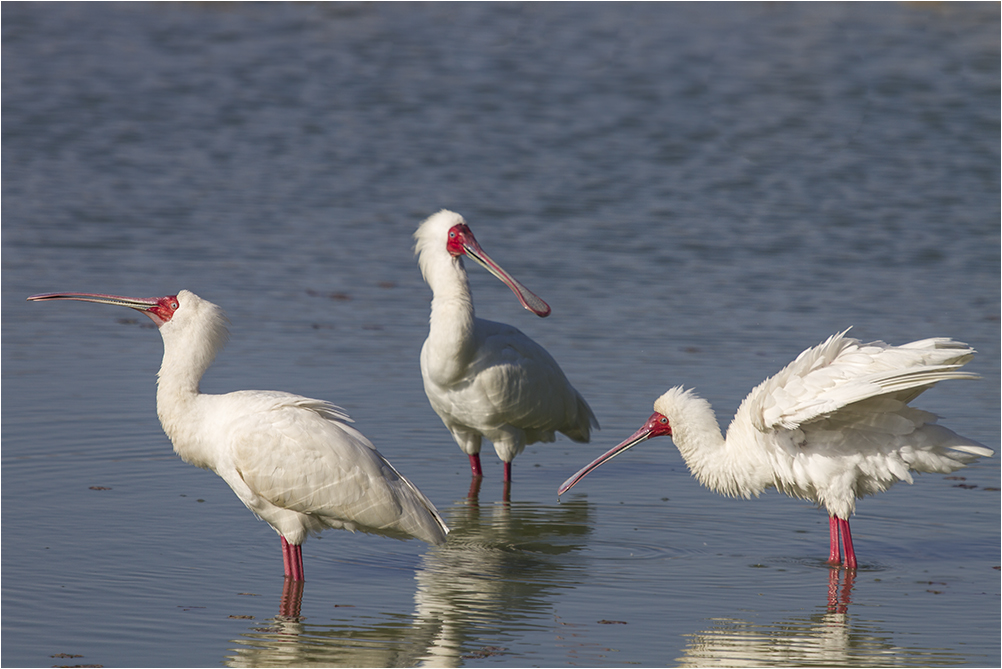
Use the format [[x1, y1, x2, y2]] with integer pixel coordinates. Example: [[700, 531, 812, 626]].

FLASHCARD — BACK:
[[558, 330, 991, 569], [414, 210, 598, 484], [28, 290, 449, 581]]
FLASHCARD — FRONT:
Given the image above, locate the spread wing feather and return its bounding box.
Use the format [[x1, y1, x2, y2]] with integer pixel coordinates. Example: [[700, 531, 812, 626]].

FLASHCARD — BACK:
[[748, 330, 979, 433]]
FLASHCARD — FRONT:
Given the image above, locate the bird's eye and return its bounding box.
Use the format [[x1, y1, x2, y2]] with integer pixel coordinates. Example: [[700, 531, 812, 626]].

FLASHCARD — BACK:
[[449, 231, 456, 238], [171, 302, 178, 309], [659, 417, 668, 424]]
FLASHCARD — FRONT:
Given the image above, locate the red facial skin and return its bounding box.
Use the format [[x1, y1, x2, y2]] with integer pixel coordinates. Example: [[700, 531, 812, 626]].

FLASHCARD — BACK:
[[145, 295, 180, 327], [645, 412, 673, 438], [446, 223, 476, 257]]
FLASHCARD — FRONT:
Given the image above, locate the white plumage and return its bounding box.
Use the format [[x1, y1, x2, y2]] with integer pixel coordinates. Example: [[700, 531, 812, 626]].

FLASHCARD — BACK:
[[29, 289, 449, 581], [414, 210, 598, 483], [559, 330, 991, 568]]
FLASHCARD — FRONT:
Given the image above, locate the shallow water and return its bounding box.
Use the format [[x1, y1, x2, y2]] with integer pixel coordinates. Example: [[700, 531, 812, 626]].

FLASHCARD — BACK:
[[3, 3, 999, 667]]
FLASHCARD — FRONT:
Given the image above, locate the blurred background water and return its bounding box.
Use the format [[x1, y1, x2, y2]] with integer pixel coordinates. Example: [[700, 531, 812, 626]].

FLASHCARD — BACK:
[[3, 2, 998, 667]]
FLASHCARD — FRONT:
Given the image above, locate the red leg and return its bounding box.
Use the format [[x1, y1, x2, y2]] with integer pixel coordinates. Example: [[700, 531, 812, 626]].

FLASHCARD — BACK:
[[291, 543, 304, 581], [503, 461, 512, 483], [468, 453, 484, 478], [281, 536, 305, 581], [282, 536, 293, 577], [838, 517, 857, 570], [828, 516, 841, 564]]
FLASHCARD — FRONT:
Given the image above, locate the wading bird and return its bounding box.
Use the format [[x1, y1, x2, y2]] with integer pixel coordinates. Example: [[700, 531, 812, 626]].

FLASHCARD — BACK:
[[414, 210, 598, 483], [28, 290, 449, 581], [558, 331, 991, 569]]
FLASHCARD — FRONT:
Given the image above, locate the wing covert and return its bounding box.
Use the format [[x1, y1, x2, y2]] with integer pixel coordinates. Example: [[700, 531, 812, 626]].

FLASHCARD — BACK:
[[747, 332, 978, 432]]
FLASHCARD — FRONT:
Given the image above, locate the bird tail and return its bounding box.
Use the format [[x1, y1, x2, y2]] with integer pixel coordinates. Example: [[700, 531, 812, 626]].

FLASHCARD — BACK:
[[562, 393, 600, 443], [397, 475, 451, 545], [377, 455, 450, 545]]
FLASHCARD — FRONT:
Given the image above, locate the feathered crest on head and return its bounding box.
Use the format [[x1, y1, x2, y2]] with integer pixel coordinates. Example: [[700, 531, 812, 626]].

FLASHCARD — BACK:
[[413, 209, 466, 281]]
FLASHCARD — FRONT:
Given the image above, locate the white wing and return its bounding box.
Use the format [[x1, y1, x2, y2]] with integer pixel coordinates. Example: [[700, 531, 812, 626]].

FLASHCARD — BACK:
[[210, 391, 449, 545], [747, 330, 979, 433], [722, 332, 990, 518], [424, 319, 597, 445], [472, 320, 597, 440]]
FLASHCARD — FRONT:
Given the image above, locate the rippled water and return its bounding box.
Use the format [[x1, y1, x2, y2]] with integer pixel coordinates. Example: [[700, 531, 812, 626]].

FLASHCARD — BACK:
[[3, 3, 999, 667]]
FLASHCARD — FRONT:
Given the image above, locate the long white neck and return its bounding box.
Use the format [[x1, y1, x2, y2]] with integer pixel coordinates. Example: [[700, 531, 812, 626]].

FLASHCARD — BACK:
[[153, 291, 228, 469], [655, 387, 772, 499], [419, 250, 478, 385]]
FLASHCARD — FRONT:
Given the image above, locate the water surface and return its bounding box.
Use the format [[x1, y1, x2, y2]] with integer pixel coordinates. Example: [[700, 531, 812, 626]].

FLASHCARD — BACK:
[[3, 3, 999, 667]]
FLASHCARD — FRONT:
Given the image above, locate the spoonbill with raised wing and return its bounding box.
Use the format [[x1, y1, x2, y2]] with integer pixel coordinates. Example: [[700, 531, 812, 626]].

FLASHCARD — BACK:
[[558, 330, 991, 569]]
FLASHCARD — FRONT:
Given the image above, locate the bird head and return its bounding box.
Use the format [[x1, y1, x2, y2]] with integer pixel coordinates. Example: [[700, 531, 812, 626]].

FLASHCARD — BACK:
[[415, 209, 551, 317]]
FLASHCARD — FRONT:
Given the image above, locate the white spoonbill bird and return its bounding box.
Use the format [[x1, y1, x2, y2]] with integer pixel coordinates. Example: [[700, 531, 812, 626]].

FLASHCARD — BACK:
[[414, 210, 598, 483], [558, 330, 991, 569], [28, 290, 449, 581]]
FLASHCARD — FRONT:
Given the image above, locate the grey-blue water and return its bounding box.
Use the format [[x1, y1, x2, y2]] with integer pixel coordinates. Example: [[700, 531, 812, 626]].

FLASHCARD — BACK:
[[3, 3, 998, 667]]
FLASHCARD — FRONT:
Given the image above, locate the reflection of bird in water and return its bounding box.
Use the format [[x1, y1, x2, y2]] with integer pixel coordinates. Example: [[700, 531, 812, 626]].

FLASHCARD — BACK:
[[415, 210, 598, 484], [228, 574, 432, 668], [226, 581, 311, 668], [560, 331, 991, 568], [675, 569, 967, 667], [28, 290, 448, 581], [412, 495, 593, 666], [826, 568, 854, 615], [226, 498, 592, 668], [228, 607, 432, 668], [279, 578, 304, 620]]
